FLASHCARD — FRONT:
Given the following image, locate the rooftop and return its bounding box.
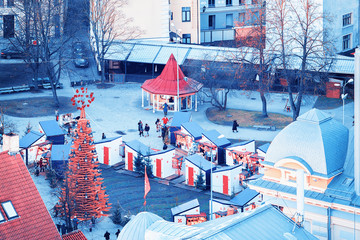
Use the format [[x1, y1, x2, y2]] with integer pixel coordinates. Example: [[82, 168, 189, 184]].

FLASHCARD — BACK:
[[39, 120, 64, 137], [19, 131, 44, 148]]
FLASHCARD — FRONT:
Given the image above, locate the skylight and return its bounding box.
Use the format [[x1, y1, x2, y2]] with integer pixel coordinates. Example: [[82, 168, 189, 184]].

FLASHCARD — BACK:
[[1, 201, 18, 220], [0, 211, 5, 223]]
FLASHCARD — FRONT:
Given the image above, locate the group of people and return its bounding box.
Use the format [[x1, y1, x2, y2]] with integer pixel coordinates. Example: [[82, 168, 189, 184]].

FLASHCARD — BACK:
[[104, 229, 121, 240], [138, 121, 150, 137]]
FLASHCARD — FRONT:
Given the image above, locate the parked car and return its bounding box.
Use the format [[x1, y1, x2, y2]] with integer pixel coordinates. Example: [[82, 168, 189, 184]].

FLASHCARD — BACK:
[[74, 58, 89, 68], [73, 41, 86, 56], [1, 46, 23, 59]]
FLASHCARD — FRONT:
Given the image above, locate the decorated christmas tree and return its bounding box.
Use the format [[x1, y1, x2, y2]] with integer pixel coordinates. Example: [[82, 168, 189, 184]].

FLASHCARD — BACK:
[[59, 88, 111, 222]]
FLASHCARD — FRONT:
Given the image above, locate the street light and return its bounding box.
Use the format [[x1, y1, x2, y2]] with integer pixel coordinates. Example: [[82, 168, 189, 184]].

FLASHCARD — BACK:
[[171, 23, 181, 112], [341, 78, 354, 125]]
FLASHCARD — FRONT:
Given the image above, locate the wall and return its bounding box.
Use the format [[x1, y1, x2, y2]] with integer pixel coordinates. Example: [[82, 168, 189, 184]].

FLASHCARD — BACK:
[[225, 141, 255, 166], [212, 167, 242, 195], [323, 0, 359, 53], [20, 135, 46, 164], [174, 206, 200, 224], [170, 0, 200, 44], [150, 149, 176, 178], [185, 160, 207, 186], [95, 138, 122, 166]]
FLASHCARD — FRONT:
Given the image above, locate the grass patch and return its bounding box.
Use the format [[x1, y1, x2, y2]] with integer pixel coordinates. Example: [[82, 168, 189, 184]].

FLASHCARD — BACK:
[[0, 96, 76, 118], [206, 107, 293, 129], [314, 96, 353, 110]]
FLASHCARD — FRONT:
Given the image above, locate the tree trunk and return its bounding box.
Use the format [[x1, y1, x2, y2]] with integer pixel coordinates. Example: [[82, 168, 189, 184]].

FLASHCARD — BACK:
[[100, 58, 106, 83], [260, 91, 268, 117]]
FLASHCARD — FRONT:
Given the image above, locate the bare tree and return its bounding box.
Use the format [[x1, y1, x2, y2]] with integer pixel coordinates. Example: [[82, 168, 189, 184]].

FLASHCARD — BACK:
[[234, 1, 271, 117], [267, 0, 334, 120], [11, 0, 69, 107], [89, 0, 140, 83]]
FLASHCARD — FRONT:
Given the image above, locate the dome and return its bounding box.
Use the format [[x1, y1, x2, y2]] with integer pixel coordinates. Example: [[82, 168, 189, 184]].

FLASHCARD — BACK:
[[265, 109, 349, 178], [117, 211, 163, 240]]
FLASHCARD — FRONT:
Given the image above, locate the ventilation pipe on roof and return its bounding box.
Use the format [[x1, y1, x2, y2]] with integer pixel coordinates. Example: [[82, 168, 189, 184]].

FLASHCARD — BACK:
[[354, 47, 360, 195]]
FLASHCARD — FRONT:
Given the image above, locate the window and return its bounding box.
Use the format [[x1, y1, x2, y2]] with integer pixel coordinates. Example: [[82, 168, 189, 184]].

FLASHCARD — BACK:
[[252, 11, 260, 24], [226, 0, 232, 6], [0, 0, 4, 7], [343, 13, 352, 27], [226, 14, 233, 28], [343, 34, 351, 50], [182, 34, 191, 44], [209, 15, 215, 29], [239, 0, 243, 4], [208, 0, 215, 8], [239, 12, 245, 23], [170, 12, 173, 20], [1, 201, 18, 220], [182, 7, 191, 22], [7, 0, 14, 7]]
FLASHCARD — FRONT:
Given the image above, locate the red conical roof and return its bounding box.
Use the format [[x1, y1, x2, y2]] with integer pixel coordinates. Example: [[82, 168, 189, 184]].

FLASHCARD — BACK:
[[141, 54, 202, 96]]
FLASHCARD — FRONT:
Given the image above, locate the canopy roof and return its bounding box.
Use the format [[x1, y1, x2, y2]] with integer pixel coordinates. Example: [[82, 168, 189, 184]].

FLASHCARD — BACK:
[[141, 54, 203, 96]]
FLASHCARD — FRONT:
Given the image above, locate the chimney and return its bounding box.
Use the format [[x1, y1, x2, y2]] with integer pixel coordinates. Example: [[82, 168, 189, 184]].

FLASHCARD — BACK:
[[296, 169, 304, 225], [3, 133, 19, 155], [355, 48, 360, 195]]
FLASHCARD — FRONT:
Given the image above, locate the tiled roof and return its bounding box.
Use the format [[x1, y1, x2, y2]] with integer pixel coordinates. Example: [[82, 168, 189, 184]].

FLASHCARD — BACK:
[[0, 151, 61, 240], [62, 230, 87, 240], [19, 131, 44, 148]]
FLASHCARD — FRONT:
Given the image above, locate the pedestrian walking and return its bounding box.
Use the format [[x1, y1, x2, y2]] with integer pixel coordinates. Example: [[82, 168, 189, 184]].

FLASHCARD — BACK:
[[138, 120, 144, 137], [162, 116, 169, 126], [144, 123, 150, 137], [232, 120, 239, 133], [155, 118, 161, 132], [104, 231, 110, 240], [115, 229, 121, 237], [55, 109, 59, 121], [102, 133, 106, 139], [61, 223, 67, 235], [72, 216, 79, 230], [163, 102, 168, 116]]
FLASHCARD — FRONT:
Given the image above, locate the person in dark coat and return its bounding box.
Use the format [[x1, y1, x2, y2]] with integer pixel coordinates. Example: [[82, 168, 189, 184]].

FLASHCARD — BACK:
[[163, 102, 168, 116], [61, 223, 67, 235], [102, 133, 106, 139], [155, 118, 160, 132], [104, 231, 110, 240], [72, 216, 79, 230], [144, 123, 150, 137], [232, 120, 239, 133], [138, 120, 144, 137], [115, 229, 121, 237]]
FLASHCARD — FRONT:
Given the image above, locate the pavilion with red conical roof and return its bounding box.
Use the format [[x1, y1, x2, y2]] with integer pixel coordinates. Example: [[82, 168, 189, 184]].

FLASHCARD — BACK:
[[141, 54, 203, 112]]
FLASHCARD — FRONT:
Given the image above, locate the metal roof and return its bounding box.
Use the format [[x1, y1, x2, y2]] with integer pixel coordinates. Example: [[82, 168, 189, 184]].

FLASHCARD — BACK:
[[19, 131, 44, 148], [213, 164, 242, 173], [146, 204, 317, 240], [104, 42, 134, 61], [171, 199, 199, 216], [182, 122, 204, 140], [265, 108, 349, 178], [50, 143, 72, 161], [153, 45, 190, 65], [127, 44, 162, 63], [39, 120, 64, 137], [185, 154, 216, 171], [202, 130, 231, 147], [170, 112, 192, 128], [94, 136, 122, 145], [105, 41, 354, 74], [118, 212, 163, 240], [230, 188, 259, 207], [257, 143, 270, 153], [227, 140, 254, 149], [125, 140, 155, 156]]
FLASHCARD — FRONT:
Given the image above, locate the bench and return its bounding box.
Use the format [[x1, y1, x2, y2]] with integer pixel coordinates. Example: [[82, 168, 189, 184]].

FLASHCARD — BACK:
[[253, 125, 276, 131], [0, 87, 14, 94], [42, 83, 63, 89]]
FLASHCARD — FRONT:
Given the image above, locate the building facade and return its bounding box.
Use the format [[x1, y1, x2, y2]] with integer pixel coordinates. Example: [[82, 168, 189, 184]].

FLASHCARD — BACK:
[[0, 0, 18, 38], [249, 109, 360, 240], [324, 0, 360, 54]]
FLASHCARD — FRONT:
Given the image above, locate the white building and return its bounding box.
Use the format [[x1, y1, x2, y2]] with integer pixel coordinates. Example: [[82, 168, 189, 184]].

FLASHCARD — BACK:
[[19, 131, 46, 164], [171, 199, 200, 224], [185, 154, 216, 188], [225, 140, 255, 166], [95, 136, 123, 166], [212, 164, 243, 196]]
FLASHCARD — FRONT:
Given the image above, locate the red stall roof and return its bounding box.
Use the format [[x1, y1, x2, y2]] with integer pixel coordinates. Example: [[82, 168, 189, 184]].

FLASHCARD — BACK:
[[141, 54, 203, 96]]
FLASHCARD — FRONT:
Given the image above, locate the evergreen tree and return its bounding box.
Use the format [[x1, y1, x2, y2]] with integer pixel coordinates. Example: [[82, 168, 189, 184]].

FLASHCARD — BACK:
[[144, 156, 153, 178], [59, 89, 111, 222], [111, 202, 122, 225], [24, 122, 32, 136], [195, 169, 206, 190], [134, 153, 145, 175]]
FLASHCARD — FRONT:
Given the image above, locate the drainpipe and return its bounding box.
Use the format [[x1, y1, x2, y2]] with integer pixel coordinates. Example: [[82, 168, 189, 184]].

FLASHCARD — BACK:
[[327, 207, 331, 240]]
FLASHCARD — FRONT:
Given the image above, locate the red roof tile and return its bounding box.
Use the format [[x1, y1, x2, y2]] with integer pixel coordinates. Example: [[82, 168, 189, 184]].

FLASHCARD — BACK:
[[62, 230, 87, 240], [0, 151, 61, 240]]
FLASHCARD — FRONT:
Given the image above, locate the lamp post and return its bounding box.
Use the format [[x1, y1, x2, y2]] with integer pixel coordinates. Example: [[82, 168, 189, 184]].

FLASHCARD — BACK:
[[341, 78, 354, 125], [171, 23, 181, 112]]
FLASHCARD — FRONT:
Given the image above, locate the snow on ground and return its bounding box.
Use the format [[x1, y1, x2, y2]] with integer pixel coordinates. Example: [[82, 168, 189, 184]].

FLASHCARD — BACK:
[[31, 173, 121, 240]]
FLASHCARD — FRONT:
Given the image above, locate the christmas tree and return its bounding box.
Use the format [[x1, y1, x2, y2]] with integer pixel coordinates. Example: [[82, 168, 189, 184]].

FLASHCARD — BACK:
[[59, 88, 111, 222]]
